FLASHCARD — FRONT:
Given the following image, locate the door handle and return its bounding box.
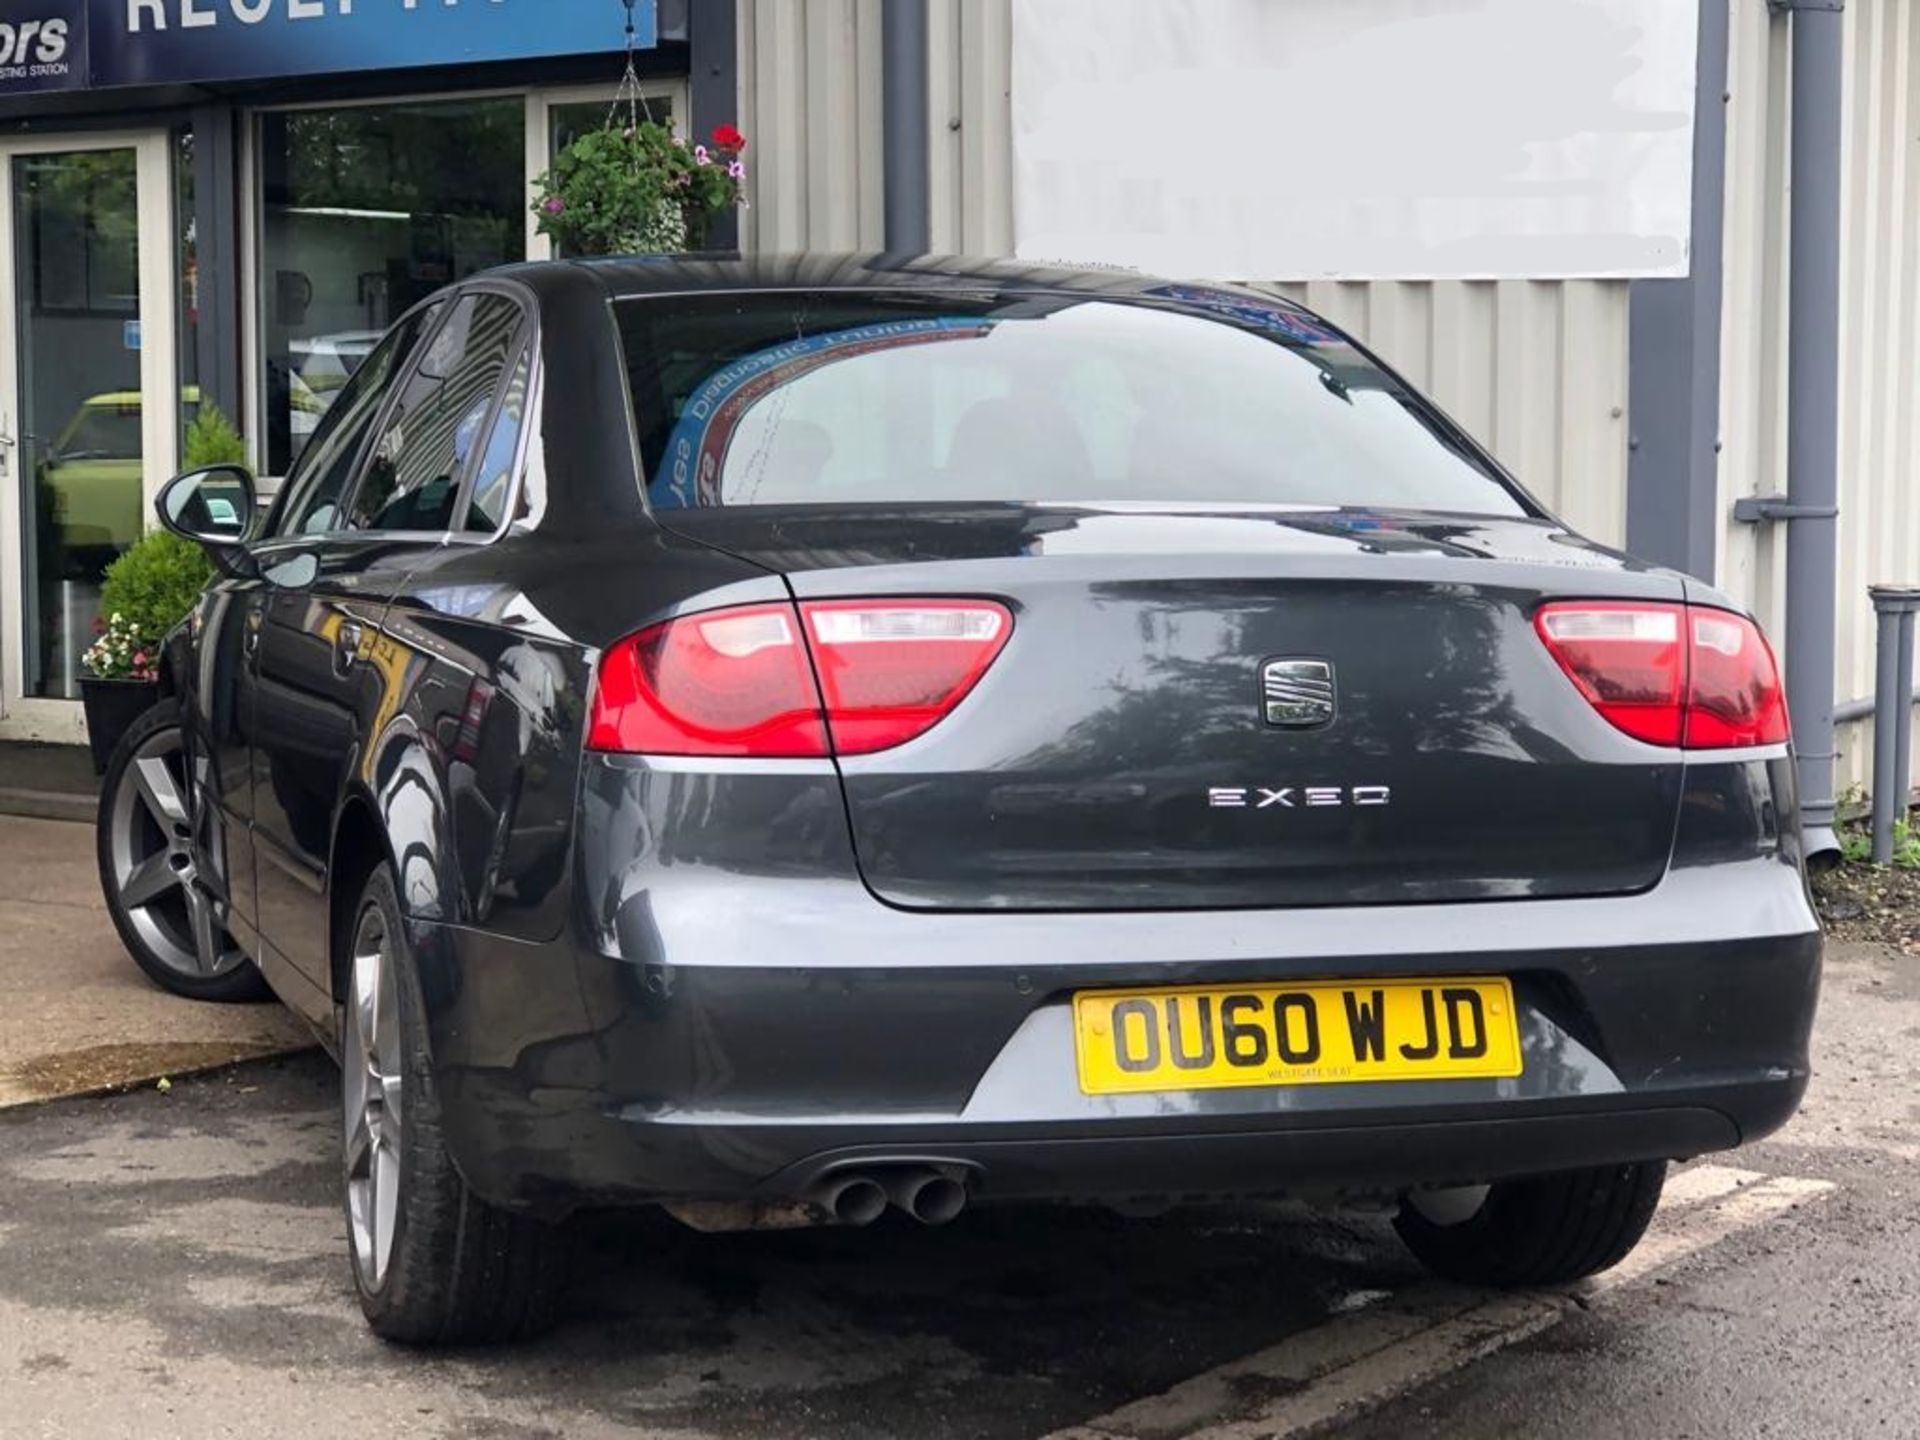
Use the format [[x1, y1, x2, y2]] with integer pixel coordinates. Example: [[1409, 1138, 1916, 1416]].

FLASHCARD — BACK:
[[334, 621, 365, 673]]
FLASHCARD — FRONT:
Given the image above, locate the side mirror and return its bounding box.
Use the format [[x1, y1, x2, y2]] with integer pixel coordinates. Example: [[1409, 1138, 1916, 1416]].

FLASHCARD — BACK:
[[156, 464, 258, 577]]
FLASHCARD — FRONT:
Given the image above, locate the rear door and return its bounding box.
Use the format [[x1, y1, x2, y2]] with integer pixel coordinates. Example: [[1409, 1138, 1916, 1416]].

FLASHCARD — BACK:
[[247, 300, 448, 999]]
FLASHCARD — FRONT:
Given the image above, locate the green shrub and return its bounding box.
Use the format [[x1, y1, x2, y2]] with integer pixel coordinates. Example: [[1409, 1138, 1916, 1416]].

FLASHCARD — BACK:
[[1834, 815, 1920, 869], [95, 528, 212, 650], [83, 401, 244, 678]]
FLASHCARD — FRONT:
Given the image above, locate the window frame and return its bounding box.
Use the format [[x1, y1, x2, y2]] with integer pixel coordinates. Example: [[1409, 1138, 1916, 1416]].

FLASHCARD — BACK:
[[259, 292, 449, 544], [455, 320, 538, 540]]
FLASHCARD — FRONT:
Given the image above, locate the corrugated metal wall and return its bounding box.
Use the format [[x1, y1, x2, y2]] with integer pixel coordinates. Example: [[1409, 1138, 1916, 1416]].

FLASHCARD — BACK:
[[739, 0, 1632, 545], [736, 0, 887, 251], [736, 0, 1014, 253], [1267, 282, 1631, 542], [928, 0, 1016, 254], [1720, 0, 1920, 792]]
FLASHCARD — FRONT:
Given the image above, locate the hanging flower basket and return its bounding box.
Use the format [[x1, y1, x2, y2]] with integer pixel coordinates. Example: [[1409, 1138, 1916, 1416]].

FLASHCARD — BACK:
[[532, 121, 747, 257]]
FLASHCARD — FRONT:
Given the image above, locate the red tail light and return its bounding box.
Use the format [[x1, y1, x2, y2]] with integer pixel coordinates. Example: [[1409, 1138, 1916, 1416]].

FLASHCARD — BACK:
[[588, 603, 830, 756], [801, 600, 1011, 754], [1534, 601, 1789, 749], [588, 599, 1011, 757]]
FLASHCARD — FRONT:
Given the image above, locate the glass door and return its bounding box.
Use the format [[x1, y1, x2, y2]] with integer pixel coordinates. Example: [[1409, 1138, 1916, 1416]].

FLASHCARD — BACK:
[[0, 133, 177, 735]]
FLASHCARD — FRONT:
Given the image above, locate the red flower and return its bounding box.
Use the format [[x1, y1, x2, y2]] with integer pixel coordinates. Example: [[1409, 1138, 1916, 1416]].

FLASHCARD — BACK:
[[711, 124, 747, 152]]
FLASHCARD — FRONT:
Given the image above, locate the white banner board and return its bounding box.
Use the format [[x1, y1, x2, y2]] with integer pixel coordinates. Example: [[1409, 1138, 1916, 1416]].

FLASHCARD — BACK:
[[1011, 0, 1699, 281]]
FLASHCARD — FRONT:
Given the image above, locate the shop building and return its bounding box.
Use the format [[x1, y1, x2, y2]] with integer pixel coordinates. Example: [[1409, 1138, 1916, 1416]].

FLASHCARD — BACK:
[[0, 0, 718, 738]]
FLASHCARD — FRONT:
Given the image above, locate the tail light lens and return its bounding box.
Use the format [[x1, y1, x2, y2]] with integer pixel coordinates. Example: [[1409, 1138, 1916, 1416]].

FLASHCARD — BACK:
[[1684, 608, 1792, 747], [588, 598, 1011, 757], [1534, 601, 1789, 749], [802, 600, 1011, 754], [588, 603, 830, 756]]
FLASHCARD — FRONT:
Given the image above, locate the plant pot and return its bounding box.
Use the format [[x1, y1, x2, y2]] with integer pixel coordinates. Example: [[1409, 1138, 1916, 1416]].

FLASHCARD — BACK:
[[80, 677, 160, 775]]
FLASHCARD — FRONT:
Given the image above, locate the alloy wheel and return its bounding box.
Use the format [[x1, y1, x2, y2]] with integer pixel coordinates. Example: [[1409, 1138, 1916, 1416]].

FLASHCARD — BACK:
[[343, 905, 405, 1291], [105, 725, 245, 980]]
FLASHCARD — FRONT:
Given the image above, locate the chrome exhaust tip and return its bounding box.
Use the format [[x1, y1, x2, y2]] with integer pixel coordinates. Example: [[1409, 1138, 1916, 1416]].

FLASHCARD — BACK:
[[882, 1166, 969, 1226], [811, 1173, 889, 1227]]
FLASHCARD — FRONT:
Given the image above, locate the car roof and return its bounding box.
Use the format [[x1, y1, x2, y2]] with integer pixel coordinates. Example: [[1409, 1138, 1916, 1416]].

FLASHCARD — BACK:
[[78, 386, 203, 408], [490, 251, 1311, 312]]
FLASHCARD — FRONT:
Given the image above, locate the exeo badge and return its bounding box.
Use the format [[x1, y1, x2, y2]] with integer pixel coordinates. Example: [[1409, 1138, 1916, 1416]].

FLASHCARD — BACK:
[[1208, 786, 1391, 809]]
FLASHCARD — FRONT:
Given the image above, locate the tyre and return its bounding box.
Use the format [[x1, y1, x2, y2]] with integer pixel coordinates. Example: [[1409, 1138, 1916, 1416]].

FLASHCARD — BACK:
[[97, 698, 269, 1003], [1394, 1161, 1667, 1287], [342, 862, 571, 1344]]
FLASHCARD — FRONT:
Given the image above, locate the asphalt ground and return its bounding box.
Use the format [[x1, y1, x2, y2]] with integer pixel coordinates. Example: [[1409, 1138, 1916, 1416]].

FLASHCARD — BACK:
[[2, 923, 1914, 1440]]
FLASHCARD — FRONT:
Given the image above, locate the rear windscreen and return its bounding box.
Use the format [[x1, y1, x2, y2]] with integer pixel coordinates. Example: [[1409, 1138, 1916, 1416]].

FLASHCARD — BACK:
[[615, 289, 1529, 516]]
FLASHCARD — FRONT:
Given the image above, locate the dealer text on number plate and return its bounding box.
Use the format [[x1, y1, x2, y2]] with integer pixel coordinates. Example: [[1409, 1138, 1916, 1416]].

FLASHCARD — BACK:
[[1073, 978, 1523, 1095]]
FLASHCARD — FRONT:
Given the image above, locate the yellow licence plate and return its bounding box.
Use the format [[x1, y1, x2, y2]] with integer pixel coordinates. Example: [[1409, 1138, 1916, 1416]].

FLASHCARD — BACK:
[[1073, 977, 1522, 1095]]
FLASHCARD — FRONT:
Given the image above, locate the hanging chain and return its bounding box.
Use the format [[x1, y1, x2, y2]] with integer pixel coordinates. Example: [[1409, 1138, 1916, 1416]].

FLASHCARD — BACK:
[[605, 0, 660, 134]]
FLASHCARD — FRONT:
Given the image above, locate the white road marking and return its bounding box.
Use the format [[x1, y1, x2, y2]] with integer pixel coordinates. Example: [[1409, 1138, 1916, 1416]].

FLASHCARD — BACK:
[[1049, 1165, 1836, 1440], [1657, 1161, 1766, 1207]]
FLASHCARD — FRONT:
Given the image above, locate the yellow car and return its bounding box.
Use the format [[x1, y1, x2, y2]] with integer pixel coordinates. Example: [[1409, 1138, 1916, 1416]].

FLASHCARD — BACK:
[[37, 388, 165, 569], [37, 382, 317, 574]]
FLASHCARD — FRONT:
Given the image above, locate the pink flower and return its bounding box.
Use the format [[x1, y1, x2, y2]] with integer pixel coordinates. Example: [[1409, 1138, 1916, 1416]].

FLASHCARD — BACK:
[[543, 197, 565, 215], [728, 159, 745, 180], [694, 144, 711, 166], [132, 651, 147, 666]]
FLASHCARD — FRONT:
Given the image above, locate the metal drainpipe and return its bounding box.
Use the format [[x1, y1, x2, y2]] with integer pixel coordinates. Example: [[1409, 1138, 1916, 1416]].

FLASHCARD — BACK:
[[882, 0, 932, 255], [1778, 0, 1846, 858]]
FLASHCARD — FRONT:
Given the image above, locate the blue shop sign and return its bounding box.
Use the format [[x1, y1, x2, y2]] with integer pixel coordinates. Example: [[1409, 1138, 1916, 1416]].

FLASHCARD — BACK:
[[0, 0, 656, 94], [0, 3, 89, 93]]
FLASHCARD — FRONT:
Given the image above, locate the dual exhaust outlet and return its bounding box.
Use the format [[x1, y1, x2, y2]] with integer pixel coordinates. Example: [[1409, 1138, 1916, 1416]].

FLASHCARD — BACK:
[[810, 1165, 969, 1227]]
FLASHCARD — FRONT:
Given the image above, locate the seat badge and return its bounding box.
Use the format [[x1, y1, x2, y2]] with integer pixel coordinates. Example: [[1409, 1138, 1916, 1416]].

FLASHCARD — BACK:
[[1261, 658, 1335, 728]]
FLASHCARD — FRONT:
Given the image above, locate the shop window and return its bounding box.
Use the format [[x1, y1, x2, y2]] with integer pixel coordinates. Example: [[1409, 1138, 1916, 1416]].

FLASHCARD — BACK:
[[257, 99, 526, 478]]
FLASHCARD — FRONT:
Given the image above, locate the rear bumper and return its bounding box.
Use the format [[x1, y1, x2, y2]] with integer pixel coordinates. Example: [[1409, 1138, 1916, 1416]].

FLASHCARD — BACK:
[[753, 1095, 1780, 1201], [409, 854, 1822, 1215]]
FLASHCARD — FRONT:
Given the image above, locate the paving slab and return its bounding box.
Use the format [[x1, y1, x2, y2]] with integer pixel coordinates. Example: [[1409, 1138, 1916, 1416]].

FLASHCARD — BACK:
[[0, 739, 98, 824], [0, 815, 313, 1108]]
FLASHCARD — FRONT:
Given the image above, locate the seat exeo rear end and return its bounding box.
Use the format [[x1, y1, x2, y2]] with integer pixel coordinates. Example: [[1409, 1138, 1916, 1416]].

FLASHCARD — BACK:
[[416, 263, 1819, 1325], [132, 257, 1819, 1343]]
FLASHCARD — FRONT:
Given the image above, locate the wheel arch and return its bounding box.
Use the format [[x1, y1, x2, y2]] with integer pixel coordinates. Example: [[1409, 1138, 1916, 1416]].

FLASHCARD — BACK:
[[328, 723, 463, 1006], [327, 792, 394, 1010]]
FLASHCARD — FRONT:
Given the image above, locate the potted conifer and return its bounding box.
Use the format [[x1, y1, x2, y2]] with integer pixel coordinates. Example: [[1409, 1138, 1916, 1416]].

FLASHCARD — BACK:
[[78, 404, 243, 771]]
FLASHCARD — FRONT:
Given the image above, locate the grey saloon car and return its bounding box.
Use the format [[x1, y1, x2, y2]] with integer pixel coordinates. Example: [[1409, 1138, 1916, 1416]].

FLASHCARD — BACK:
[[97, 255, 1821, 1344]]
